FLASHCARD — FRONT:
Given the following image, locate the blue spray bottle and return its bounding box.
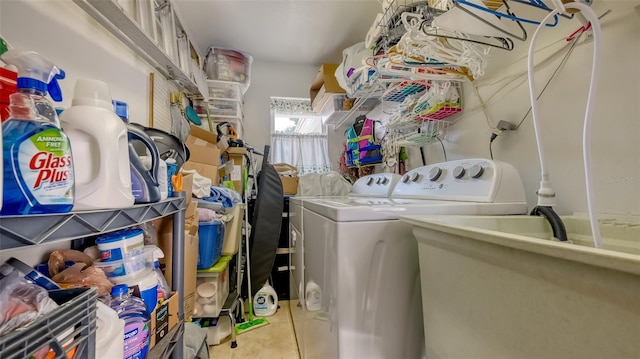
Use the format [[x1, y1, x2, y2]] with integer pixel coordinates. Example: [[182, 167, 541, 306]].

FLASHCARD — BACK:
[[0, 51, 74, 215]]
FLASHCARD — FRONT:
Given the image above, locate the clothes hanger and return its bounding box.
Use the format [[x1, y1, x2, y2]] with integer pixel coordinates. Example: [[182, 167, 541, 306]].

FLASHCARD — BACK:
[[451, 0, 529, 41]]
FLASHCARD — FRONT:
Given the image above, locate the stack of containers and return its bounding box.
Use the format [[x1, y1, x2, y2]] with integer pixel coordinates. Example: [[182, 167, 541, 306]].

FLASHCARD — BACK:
[[92, 228, 159, 313]]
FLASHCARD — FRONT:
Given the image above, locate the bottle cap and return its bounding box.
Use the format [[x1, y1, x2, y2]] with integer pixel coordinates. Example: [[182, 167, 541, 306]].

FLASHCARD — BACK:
[[111, 283, 129, 296], [71, 78, 113, 110]]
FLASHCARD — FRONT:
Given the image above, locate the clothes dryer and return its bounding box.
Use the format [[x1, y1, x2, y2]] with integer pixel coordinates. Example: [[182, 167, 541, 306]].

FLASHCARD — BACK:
[[288, 172, 401, 358], [290, 159, 528, 359]]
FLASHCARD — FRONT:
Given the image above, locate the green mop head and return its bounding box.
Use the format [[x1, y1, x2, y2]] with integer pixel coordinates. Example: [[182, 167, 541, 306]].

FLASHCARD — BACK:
[[235, 302, 270, 334]]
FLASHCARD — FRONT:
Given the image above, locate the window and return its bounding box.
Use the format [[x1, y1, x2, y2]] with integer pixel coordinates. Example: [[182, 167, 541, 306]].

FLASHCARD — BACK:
[[270, 97, 330, 175]]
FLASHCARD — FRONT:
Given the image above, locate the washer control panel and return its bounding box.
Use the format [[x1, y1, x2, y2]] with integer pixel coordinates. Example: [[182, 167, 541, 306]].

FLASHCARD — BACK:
[[350, 173, 402, 197], [392, 159, 525, 202]]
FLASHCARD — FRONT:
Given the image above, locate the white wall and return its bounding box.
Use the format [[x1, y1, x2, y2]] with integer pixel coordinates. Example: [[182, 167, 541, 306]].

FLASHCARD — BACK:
[[0, 0, 155, 126], [396, 1, 639, 216], [242, 60, 319, 154]]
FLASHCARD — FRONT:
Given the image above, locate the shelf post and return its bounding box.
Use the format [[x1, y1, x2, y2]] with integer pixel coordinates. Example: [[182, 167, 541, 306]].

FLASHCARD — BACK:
[[171, 191, 186, 359]]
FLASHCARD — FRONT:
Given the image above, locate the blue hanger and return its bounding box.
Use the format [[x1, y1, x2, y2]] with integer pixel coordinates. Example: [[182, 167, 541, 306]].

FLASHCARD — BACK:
[[454, 0, 561, 27]]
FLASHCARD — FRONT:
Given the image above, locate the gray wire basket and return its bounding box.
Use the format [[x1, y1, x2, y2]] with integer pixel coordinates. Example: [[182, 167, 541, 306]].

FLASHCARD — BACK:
[[0, 287, 98, 359]]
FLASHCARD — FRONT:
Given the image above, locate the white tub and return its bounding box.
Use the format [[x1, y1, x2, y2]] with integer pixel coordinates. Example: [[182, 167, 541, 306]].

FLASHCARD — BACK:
[[400, 215, 640, 359]]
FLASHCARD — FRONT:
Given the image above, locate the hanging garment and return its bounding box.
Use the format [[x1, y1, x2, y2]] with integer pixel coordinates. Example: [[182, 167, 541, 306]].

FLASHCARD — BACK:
[[345, 116, 382, 167]]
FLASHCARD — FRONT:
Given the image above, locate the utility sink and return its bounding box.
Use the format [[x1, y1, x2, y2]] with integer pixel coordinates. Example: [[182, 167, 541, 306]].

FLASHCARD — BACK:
[[400, 215, 640, 359]]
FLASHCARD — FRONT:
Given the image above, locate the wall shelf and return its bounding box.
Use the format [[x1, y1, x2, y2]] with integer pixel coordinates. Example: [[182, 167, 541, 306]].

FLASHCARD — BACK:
[[73, 0, 208, 99], [0, 196, 185, 250]]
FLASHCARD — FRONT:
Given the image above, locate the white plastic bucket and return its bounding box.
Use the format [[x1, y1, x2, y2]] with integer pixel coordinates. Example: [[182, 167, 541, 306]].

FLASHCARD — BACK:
[[96, 228, 144, 262], [93, 244, 153, 278], [112, 268, 159, 313]]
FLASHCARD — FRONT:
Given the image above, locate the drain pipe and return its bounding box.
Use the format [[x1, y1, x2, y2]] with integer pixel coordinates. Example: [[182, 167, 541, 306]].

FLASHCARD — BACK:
[[527, 0, 603, 246]]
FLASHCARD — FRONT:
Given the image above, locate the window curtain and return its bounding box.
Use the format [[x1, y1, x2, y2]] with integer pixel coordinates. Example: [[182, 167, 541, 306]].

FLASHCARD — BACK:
[[270, 98, 330, 175], [271, 133, 331, 175]]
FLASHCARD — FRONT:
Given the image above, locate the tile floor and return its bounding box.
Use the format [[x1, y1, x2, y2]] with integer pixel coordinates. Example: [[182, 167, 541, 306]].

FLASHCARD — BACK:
[[209, 301, 300, 359]]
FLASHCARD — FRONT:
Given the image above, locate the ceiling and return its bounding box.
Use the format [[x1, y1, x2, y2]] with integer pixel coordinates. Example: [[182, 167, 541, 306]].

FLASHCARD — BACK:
[[172, 0, 382, 66]]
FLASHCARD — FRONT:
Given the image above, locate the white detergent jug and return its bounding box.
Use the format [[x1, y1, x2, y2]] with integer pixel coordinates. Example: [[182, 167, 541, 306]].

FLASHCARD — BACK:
[[60, 79, 134, 210], [253, 283, 278, 317], [95, 301, 124, 359]]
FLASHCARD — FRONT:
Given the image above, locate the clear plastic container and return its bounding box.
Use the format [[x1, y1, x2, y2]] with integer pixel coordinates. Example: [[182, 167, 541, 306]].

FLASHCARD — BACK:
[[194, 256, 230, 318], [93, 245, 155, 279], [204, 47, 253, 93], [208, 99, 241, 118]]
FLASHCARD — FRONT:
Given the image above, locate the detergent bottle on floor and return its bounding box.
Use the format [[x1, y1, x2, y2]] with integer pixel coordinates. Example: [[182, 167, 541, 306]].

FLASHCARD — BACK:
[[0, 51, 74, 214], [59, 79, 134, 210], [254, 283, 278, 317]]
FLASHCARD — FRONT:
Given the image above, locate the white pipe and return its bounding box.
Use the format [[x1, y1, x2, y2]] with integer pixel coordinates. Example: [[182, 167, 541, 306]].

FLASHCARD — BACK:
[[527, 1, 603, 248]]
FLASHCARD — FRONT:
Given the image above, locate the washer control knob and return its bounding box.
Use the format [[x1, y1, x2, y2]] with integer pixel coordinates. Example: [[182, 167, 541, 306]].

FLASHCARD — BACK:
[[428, 167, 442, 181], [402, 174, 411, 183], [376, 177, 383, 185], [453, 166, 466, 179], [410, 173, 421, 182], [366, 177, 374, 186], [470, 164, 484, 178], [381, 177, 389, 185]]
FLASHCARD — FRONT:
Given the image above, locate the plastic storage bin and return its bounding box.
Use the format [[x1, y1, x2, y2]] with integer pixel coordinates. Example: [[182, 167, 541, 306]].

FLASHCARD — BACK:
[[206, 316, 232, 346], [197, 221, 225, 270], [194, 256, 231, 318], [208, 99, 241, 118], [221, 204, 243, 255], [0, 287, 98, 359], [207, 80, 242, 101], [204, 47, 253, 93]]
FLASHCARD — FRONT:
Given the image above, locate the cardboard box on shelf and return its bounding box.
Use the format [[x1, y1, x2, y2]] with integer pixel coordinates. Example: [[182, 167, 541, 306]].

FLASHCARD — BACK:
[[155, 215, 199, 319], [223, 147, 247, 195], [149, 292, 179, 349], [273, 163, 299, 195], [310, 63, 345, 108], [184, 124, 221, 186], [280, 176, 299, 195], [181, 173, 194, 205]]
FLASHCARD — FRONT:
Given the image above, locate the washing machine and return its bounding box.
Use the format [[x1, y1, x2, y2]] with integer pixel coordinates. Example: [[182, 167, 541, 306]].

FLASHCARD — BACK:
[[289, 172, 401, 358], [290, 159, 528, 359]]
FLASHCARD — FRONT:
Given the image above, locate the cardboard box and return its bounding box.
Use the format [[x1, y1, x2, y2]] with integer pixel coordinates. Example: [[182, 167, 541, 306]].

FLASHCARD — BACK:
[[183, 161, 219, 187], [309, 64, 345, 106], [280, 176, 299, 195], [149, 292, 179, 349], [184, 124, 221, 186], [223, 147, 247, 194], [155, 217, 199, 319], [182, 173, 194, 205]]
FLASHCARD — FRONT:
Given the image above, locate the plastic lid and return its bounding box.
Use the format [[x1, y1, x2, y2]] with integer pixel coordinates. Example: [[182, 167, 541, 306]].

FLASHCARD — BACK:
[[71, 78, 113, 110], [111, 283, 129, 296], [96, 228, 144, 244], [197, 255, 232, 273], [112, 99, 129, 122]]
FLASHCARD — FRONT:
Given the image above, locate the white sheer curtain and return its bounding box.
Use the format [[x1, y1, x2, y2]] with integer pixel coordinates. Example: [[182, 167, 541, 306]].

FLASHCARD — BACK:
[[271, 133, 331, 175], [270, 97, 330, 175]]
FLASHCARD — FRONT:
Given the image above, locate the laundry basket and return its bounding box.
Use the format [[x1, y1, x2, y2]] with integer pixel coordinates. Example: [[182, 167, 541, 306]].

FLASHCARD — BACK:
[[0, 287, 98, 359]]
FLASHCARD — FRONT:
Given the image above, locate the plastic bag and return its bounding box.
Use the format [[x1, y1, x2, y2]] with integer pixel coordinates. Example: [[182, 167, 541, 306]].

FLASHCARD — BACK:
[[47, 249, 94, 277], [51, 263, 113, 297], [0, 271, 59, 336]]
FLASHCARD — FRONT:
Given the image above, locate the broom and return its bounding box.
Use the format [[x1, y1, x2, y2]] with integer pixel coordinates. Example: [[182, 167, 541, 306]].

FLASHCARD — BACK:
[[235, 157, 270, 335]]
